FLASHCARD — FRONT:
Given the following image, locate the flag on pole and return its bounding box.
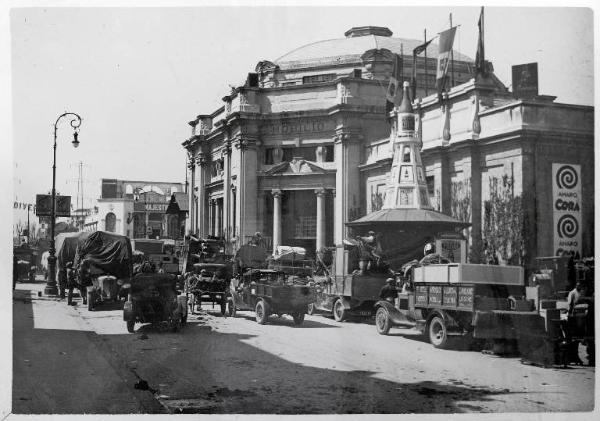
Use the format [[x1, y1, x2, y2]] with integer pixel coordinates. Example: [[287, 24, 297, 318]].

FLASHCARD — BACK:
[[475, 7, 486, 77], [411, 38, 434, 98], [436, 26, 457, 97], [386, 53, 403, 113]]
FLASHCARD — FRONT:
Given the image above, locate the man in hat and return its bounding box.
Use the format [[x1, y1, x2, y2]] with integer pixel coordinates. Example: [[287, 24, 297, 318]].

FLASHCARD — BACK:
[[379, 278, 398, 303]]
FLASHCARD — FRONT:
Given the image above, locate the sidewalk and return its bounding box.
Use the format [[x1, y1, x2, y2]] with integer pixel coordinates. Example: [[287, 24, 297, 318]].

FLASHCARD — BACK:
[[12, 281, 165, 414]]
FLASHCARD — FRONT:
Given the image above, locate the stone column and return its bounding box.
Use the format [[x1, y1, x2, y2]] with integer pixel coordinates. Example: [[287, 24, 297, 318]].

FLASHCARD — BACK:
[[315, 188, 327, 252], [334, 132, 362, 275], [272, 189, 283, 254], [216, 198, 222, 237], [187, 154, 195, 235], [234, 135, 259, 241], [195, 152, 207, 237]]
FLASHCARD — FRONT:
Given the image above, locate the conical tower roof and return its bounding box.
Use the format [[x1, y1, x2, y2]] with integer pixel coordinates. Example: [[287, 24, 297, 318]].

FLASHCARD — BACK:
[[348, 82, 469, 231]]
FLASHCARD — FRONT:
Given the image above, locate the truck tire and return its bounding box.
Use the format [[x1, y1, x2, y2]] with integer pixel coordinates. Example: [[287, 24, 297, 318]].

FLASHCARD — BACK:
[[292, 312, 305, 325], [126, 320, 135, 333], [428, 316, 449, 349], [375, 307, 391, 335], [255, 300, 269, 325], [333, 299, 347, 322]]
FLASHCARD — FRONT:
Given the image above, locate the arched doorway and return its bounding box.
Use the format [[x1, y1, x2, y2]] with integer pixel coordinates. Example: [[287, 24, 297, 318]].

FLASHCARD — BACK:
[[105, 212, 116, 232]]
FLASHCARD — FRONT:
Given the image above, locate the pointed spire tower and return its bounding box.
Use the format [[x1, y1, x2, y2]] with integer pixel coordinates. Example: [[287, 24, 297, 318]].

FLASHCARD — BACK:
[[383, 81, 432, 210]]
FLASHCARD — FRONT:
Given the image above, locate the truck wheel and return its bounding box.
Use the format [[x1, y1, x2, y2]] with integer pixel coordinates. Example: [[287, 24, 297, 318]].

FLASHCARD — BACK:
[[333, 299, 347, 322], [307, 303, 315, 315], [375, 307, 391, 335], [87, 291, 94, 311], [255, 300, 269, 325], [292, 312, 305, 325], [126, 320, 135, 333], [428, 316, 449, 349]]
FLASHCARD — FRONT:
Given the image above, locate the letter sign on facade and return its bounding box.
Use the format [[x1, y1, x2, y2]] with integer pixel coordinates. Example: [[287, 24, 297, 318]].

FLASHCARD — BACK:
[[552, 163, 582, 257]]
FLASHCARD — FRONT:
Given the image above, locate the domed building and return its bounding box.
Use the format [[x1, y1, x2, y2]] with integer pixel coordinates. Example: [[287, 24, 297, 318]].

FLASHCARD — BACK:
[[183, 26, 594, 272]]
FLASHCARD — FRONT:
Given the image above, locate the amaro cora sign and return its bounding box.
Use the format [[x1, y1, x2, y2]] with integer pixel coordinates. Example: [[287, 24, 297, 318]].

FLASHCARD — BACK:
[[552, 164, 581, 257]]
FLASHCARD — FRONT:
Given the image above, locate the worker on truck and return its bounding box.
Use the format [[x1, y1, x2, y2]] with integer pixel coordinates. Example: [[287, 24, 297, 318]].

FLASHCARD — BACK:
[[420, 243, 450, 266], [379, 278, 398, 303]]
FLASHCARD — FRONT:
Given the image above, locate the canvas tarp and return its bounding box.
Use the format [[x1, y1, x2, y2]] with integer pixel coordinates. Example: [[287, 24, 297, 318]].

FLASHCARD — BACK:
[[74, 231, 133, 280], [55, 231, 91, 270]]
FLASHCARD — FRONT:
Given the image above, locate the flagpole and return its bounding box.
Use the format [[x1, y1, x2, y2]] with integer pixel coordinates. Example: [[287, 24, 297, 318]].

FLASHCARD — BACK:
[[400, 44, 404, 84], [424, 29, 428, 96], [450, 13, 454, 88]]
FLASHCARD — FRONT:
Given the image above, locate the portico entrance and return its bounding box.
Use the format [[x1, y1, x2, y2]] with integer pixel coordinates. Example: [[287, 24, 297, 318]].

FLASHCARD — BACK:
[[265, 189, 333, 256]]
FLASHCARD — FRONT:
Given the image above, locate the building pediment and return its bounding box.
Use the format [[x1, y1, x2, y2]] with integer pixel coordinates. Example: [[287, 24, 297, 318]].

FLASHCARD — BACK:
[[263, 158, 332, 176]]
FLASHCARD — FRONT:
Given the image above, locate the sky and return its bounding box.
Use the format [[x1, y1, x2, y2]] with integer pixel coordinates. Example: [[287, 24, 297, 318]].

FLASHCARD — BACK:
[[7, 3, 596, 228]]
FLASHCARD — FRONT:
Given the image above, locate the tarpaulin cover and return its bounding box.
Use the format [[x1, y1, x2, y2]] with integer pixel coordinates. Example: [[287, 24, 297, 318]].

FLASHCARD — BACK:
[[235, 245, 267, 269], [56, 232, 91, 270], [74, 231, 133, 279]]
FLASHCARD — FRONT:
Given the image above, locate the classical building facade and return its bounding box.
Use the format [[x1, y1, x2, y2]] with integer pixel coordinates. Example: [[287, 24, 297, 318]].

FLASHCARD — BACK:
[[183, 26, 594, 270], [98, 179, 187, 240]]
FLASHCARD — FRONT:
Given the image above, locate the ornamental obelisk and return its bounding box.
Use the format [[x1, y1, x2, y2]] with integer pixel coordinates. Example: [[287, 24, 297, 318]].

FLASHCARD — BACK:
[[382, 81, 432, 210]]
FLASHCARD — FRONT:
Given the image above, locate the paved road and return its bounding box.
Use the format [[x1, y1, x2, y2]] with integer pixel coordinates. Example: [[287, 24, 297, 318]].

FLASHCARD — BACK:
[[12, 281, 596, 414]]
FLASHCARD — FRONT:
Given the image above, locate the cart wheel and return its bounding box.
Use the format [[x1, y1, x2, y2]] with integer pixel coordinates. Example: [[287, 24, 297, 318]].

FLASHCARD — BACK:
[[333, 299, 346, 322], [292, 312, 305, 325], [375, 307, 391, 335], [428, 316, 449, 349], [255, 300, 269, 325], [126, 320, 135, 333], [307, 303, 315, 315], [87, 291, 94, 311], [227, 297, 236, 317]]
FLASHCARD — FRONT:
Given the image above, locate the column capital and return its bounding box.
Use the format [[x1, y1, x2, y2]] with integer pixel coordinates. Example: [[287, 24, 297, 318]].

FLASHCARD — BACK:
[[271, 188, 283, 198], [315, 188, 327, 197], [333, 131, 363, 144], [195, 152, 207, 167]]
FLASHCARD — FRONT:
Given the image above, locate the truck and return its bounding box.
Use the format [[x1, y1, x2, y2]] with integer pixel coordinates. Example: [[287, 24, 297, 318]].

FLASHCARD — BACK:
[[373, 262, 572, 365], [310, 232, 467, 321]]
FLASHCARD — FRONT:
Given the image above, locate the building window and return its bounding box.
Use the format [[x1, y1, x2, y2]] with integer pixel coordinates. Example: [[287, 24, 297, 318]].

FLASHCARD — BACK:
[[402, 146, 411, 163], [294, 215, 316, 238], [105, 212, 116, 233], [325, 145, 334, 162], [302, 74, 336, 84]]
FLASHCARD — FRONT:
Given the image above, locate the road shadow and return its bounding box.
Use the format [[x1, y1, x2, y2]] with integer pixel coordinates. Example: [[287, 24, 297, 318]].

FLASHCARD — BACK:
[[225, 312, 339, 328], [106, 326, 545, 414], [12, 289, 165, 414]]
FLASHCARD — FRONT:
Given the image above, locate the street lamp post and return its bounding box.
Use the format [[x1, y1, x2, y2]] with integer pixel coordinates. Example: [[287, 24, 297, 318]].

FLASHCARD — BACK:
[[45, 112, 82, 296]]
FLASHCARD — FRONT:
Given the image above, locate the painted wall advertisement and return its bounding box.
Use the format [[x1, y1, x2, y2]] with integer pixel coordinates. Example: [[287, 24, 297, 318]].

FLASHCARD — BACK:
[[552, 163, 581, 257]]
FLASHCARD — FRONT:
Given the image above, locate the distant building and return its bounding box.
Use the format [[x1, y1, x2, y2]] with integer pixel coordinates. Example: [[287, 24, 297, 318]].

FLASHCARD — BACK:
[[98, 179, 187, 240]]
